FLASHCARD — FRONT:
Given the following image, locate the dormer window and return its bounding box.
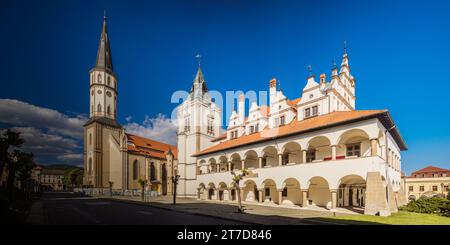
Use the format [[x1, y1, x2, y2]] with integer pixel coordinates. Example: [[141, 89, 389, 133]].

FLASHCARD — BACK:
[[305, 108, 311, 118], [280, 115, 285, 126], [312, 105, 318, 116]]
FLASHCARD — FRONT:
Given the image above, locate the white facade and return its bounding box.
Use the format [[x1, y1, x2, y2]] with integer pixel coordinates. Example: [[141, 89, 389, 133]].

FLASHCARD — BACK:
[[176, 51, 407, 214]]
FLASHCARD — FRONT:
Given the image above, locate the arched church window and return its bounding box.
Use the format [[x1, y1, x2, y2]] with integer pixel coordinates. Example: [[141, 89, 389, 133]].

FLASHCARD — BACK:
[[91, 105, 93, 114], [97, 104, 102, 112], [89, 134, 92, 145], [88, 158, 92, 174], [133, 160, 138, 180], [107, 105, 111, 115], [98, 74, 102, 83], [150, 162, 156, 181], [107, 76, 111, 86]]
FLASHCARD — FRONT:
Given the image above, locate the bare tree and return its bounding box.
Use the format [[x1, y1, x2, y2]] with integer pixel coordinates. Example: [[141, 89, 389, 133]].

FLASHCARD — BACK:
[[231, 168, 249, 213]]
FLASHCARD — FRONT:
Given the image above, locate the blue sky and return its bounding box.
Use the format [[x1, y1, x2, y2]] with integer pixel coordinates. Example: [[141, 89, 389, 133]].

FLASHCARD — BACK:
[[0, 0, 449, 174]]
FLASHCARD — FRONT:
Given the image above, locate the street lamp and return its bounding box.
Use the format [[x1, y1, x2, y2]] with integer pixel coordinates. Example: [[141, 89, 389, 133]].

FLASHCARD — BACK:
[[171, 170, 180, 205]]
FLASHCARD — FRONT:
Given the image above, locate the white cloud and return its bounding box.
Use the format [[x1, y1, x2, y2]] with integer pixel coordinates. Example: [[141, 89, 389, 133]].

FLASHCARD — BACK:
[[124, 113, 177, 145], [0, 99, 87, 139]]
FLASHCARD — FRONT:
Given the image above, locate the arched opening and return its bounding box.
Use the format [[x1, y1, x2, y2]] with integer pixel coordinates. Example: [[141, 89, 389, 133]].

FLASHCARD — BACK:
[[107, 105, 111, 115], [306, 136, 331, 162], [244, 150, 258, 169], [261, 146, 278, 167], [89, 134, 92, 145], [97, 104, 102, 113], [218, 156, 228, 172], [207, 183, 216, 200], [282, 142, 302, 165], [337, 129, 371, 159], [242, 180, 258, 202], [338, 175, 366, 210], [133, 160, 138, 180], [262, 179, 278, 204], [408, 195, 416, 202], [282, 178, 302, 206], [198, 159, 207, 174], [229, 182, 237, 201], [97, 74, 102, 83], [208, 158, 217, 173], [308, 176, 331, 208], [150, 162, 156, 181], [230, 153, 241, 171], [88, 158, 93, 174], [161, 163, 167, 195], [198, 183, 207, 200], [218, 182, 228, 201]]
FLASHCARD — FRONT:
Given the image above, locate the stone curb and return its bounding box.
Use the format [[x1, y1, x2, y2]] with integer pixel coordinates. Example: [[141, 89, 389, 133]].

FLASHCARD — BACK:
[[98, 197, 341, 225]]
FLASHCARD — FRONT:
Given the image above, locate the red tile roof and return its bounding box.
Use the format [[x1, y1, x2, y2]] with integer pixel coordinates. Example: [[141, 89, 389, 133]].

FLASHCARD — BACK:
[[126, 133, 177, 160], [194, 109, 407, 156], [409, 165, 450, 178]]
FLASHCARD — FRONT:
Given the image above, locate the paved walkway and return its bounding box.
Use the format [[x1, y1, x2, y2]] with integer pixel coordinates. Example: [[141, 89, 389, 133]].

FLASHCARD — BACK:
[[98, 195, 357, 225]]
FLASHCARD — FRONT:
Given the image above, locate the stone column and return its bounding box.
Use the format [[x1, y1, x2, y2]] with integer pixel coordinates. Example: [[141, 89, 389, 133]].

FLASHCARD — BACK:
[[216, 190, 220, 201], [302, 150, 307, 163], [370, 138, 378, 157], [330, 189, 337, 210], [258, 157, 263, 169], [258, 189, 263, 203], [241, 160, 245, 170], [228, 162, 231, 172], [278, 154, 283, 166], [216, 164, 220, 173], [331, 145, 337, 160], [228, 189, 233, 201], [302, 190, 308, 207], [240, 189, 244, 202], [278, 189, 283, 205]]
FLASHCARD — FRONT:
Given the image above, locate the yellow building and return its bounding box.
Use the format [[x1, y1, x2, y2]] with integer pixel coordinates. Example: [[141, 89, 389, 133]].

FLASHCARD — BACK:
[[405, 166, 450, 201]]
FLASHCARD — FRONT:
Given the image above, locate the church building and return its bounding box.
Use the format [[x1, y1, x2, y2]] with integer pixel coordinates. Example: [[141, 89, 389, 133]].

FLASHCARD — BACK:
[[83, 15, 178, 195]]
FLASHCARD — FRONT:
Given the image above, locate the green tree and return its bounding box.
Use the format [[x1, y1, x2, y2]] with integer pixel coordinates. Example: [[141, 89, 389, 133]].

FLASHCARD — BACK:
[[15, 151, 36, 191], [63, 168, 83, 190], [138, 178, 148, 201], [0, 130, 24, 191], [231, 169, 249, 213]]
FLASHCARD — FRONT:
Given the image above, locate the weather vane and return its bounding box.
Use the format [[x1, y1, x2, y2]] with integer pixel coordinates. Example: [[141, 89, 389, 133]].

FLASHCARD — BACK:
[[195, 53, 202, 67], [332, 58, 337, 68], [307, 65, 313, 76], [343, 40, 347, 55], [103, 10, 107, 20]]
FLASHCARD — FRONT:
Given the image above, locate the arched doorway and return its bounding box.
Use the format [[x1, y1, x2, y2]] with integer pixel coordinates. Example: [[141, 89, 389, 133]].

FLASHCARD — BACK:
[[243, 180, 258, 202], [308, 176, 331, 208], [282, 178, 302, 205], [262, 179, 278, 204], [338, 175, 366, 208], [161, 163, 167, 195]]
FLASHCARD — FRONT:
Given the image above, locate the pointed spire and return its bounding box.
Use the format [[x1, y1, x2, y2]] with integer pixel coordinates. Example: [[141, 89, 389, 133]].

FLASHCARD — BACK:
[[95, 12, 114, 73], [340, 41, 350, 75], [190, 53, 208, 95]]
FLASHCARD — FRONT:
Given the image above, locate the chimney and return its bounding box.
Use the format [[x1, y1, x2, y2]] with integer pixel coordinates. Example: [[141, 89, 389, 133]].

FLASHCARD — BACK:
[[238, 94, 245, 124], [269, 78, 277, 106]]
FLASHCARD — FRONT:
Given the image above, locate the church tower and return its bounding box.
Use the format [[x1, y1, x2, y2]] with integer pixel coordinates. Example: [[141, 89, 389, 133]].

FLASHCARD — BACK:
[[84, 14, 126, 189], [176, 62, 221, 197], [89, 14, 118, 119]]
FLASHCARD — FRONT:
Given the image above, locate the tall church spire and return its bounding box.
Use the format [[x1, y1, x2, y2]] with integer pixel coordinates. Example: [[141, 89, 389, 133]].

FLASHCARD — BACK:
[[190, 54, 208, 96], [95, 12, 113, 73]]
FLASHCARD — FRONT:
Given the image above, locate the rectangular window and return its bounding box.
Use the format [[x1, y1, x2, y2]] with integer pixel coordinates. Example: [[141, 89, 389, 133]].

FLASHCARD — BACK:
[[305, 108, 311, 118], [280, 115, 285, 126], [250, 125, 254, 134], [306, 150, 316, 163], [312, 105, 318, 116], [432, 186, 438, 191], [419, 186, 424, 192], [346, 143, 361, 157], [409, 186, 413, 191]]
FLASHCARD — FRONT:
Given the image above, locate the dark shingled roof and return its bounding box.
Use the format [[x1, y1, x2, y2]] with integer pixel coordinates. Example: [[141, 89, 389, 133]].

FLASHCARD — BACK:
[[94, 15, 114, 73], [84, 116, 122, 128]]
